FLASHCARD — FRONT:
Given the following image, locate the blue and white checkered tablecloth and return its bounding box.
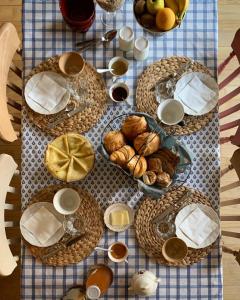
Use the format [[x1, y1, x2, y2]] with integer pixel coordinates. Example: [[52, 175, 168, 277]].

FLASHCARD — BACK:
[[22, 0, 222, 299]]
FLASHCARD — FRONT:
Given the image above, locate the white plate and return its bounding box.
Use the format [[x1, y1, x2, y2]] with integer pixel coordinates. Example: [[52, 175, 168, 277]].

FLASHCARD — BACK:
[[104, 203, 134, 232], [24, 71, 70, 115], [20, 202, 65, 247], [174, 72, 219, 116], [175, 203, 220, 249]]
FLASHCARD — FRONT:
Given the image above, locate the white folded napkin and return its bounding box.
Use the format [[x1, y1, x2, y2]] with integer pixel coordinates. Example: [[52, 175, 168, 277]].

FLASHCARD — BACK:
[[176, 75, 216, 114], [23, 206, 62, 245], [27, 74, 67, 112], [179, 206, 218, 246]]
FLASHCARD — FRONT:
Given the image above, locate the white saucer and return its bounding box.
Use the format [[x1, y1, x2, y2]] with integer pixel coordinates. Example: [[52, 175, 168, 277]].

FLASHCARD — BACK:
[[24, 71, 70, 115], [20, 202, 65, 247], [104, 203, 134, 232], [175, 203, 220, 249], [174, 72, 219, 116]]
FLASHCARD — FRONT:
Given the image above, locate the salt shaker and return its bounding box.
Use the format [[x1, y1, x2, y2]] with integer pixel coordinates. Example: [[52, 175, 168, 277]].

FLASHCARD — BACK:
[[119, 26, 134, 52], [133, 37, 149, 61]]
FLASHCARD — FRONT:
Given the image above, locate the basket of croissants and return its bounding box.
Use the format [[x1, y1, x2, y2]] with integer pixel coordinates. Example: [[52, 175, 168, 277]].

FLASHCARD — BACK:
[[98, 112, 192, 197]]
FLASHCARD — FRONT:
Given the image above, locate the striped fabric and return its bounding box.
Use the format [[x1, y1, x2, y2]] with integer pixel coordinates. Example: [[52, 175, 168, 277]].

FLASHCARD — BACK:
[[22, 0, 222, 299]]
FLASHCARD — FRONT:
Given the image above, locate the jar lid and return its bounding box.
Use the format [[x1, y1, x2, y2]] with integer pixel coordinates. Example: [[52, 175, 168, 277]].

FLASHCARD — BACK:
[[86, 285, 101, 299]]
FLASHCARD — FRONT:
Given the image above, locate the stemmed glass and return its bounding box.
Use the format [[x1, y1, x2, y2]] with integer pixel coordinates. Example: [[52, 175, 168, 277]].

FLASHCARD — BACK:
[[96, 0, 125, 28]]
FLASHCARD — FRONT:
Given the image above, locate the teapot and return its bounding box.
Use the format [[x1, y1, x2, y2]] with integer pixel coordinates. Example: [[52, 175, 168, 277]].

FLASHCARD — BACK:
[[128, 270, 161, 296]]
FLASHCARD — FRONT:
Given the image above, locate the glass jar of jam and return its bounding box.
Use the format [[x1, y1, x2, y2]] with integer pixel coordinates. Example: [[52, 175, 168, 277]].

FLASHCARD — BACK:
[[86, 264, 113, 299]]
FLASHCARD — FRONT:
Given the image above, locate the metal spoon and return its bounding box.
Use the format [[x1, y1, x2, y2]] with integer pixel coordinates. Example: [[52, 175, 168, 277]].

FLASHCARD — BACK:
[[97, 68, 114, 74], [76, 30, 117, 52]]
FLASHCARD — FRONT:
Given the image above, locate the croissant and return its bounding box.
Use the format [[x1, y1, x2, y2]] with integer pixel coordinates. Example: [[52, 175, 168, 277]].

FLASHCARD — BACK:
[[110, 145, 135, 168], [133, 132, 161, 156], [127, 155, 147, 178], [103, 130, 126, 153], [156, 172, 172, 187], [147, 157, 163, 173], [121, 115, 148, 140]]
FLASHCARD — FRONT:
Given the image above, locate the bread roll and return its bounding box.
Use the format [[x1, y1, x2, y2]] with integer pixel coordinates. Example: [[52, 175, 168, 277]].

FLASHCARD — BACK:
[[104, 130, 126, 153], [134, 132, 161, 156], [121, 115, 148, 140]]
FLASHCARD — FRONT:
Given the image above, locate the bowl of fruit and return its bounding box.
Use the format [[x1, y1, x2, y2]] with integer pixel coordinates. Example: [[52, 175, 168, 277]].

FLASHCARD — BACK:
[[134, 0, 190, 35]]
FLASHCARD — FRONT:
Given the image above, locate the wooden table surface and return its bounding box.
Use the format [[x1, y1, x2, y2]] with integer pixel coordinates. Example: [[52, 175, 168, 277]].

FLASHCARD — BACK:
[[0, 0, 239, 299]]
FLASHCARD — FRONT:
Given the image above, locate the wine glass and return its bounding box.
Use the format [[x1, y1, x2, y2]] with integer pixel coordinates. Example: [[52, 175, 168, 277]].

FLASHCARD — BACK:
[[96, 0, 125, 28]]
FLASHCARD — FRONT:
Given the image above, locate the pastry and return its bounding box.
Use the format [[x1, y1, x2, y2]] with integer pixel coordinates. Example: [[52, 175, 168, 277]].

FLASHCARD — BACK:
[[121, 115, 148, 140], [156, 172, 172, 187], [103, 130, 126, 153], [127, 155, 147, 178], [149, 148, 179, 177], [110, 145, 135, 168], [45, 133, 95, 182], [147, 157, 163, 173], [133, 132, 161, 156], [143, 171, 157, 185]]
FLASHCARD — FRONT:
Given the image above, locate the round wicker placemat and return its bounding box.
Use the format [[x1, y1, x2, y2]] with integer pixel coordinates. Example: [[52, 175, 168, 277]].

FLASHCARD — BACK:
[[136, 56, 214, 135], [135, 186, 216, 266], [25, 56, 108, 136], [24, 185, 104, 266]]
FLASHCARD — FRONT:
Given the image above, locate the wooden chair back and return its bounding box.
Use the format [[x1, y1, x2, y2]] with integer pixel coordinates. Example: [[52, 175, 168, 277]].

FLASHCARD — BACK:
[[220, 149, 240, 265], [0, 22, 22, 143], [0, 154, 21, 276]]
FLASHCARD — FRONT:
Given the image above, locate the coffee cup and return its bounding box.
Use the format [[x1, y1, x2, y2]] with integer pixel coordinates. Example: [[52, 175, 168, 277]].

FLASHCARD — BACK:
[[157, 99, 184, 125], [108, 242, 128, 263], [59, 52, 85, 77], [53, 188, 81, 215], [108, 56, 129, 80], [109, 82, 129, 103]]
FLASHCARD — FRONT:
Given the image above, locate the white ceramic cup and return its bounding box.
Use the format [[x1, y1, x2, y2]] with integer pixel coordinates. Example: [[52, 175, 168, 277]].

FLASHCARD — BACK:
[[119, 26, 134, 52], [108, 56, 129, 80], [108, 242, 128, 263], [53, 188, 81, 215], [157, 99, 185, 125], [133, 37, 149, 61], [109, 82, 129, 103]]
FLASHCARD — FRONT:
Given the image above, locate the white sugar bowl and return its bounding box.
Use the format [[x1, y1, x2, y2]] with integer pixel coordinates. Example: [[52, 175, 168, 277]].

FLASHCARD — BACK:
[[128, 270, 161, 296]]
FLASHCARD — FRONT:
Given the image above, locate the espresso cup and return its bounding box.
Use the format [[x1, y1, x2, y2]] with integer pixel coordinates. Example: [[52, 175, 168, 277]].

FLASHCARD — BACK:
[[108, 242, 128, 263], [59, 52, 85, 76], [108, 56, 129, 80], [53, 188, 81, 215], [109, 82, 129, 103], [133, 37, 149, 61], [157, 99, 185, 125]]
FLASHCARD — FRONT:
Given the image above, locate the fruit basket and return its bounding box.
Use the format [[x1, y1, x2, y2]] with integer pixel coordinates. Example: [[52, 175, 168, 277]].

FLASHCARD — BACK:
[[98, 112, 192, 198], [133, 0, 189, 36]]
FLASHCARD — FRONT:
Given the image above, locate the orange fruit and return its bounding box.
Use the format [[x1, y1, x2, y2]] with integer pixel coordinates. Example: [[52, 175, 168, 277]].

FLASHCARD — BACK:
[[155, 8, 176, 31]]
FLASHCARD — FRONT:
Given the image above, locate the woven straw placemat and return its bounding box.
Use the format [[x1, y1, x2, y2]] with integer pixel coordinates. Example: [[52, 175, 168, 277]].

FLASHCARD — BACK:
[[135, 186, 216, 266], [136, 56, 214, 135], [24, 185, 104, 266], [25, 56, 108, 136]]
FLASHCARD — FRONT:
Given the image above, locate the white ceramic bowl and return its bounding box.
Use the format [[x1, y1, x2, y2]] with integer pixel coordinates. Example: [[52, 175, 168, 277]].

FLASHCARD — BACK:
[[53, 188, 81, 215]]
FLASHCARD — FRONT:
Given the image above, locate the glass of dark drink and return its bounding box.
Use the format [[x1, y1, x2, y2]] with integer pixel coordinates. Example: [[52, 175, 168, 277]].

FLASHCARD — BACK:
[[59, 0, 95, 32]]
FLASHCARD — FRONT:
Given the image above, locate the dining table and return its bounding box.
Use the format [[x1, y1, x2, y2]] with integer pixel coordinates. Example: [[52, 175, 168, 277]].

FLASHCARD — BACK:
[[21, 0, 222, 299]]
